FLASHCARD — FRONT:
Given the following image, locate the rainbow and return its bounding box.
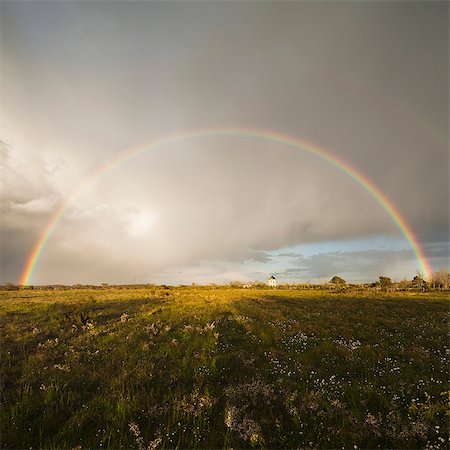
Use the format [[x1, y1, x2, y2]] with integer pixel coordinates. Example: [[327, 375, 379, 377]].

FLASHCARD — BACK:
[[20, 128, 432, 285]]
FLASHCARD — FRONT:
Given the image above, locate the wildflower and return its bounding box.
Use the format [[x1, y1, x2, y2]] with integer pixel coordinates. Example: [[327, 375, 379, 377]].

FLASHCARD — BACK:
[[237, 417, 262, 442], [224, 404, 262, 442], [147, 437, 162, 450], [333, 337, 361, 351], [330, 399, 344, 409], [129, 422, 145, 450], [365, 413, 379, 426], [250, 432, 260, 445], [177, 389, 215, 416], [146, 321, 163, 335], [225, 405, 237, 429]]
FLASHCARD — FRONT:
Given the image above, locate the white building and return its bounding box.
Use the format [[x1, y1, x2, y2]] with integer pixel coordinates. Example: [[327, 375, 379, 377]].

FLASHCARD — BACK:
[[268, 276, 277, 288]]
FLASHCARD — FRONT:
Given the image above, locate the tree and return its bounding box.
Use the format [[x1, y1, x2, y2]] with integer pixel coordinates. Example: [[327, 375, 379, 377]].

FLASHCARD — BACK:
[[411, 271, 429, 291], [397, 278, 411, 291], [3, 282, 19, 291], [330, 276, 346, 286], [431, 268, 450, 290], [412, 275, 423, 289], [379, 276, 392, 291]]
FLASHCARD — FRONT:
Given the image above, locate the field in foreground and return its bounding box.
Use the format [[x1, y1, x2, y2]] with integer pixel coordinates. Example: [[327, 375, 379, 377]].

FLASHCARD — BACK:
[[1, 287, 448, 449]]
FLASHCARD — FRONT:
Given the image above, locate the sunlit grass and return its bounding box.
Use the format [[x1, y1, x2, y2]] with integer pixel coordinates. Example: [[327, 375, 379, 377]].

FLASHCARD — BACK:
[[1, 287, 448, 449]]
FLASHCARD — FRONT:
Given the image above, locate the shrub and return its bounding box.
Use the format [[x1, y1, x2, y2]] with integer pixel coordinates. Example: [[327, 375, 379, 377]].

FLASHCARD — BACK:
[[330, 276, 346, 286], [379, 276, 393, 291]]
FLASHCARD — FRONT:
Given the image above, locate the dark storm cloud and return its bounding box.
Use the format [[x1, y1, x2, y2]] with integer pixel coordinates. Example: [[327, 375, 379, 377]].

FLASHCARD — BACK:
[[0, 226, 38, 283], [423, 242, 450, 260], [0, 1, 448, 284]]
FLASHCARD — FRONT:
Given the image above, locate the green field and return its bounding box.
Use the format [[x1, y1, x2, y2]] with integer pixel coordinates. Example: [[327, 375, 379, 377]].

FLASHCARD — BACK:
[[1, 287, 448, 449]]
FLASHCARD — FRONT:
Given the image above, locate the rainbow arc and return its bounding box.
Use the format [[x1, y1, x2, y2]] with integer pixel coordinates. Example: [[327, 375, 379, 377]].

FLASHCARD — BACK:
[[20, 128, 431, 285]]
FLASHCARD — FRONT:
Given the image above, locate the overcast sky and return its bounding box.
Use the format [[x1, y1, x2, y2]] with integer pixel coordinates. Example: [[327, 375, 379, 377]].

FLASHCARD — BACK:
[[1, 1, 448, 285]]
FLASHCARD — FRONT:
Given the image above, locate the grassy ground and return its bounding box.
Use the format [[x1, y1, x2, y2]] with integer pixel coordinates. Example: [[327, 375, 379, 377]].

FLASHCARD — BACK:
[[1, 286, 448, 449]]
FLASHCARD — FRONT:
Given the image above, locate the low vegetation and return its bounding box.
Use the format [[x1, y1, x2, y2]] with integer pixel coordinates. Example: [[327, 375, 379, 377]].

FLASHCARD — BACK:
[[1, 286, 448, 449]]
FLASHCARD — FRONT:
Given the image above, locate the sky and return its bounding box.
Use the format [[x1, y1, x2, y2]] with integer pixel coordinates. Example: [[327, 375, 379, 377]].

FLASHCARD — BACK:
[[1, 1, 448, 285]]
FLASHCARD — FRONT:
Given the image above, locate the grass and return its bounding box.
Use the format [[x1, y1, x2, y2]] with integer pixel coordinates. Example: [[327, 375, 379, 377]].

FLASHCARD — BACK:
[[1, 286, 448, 449]]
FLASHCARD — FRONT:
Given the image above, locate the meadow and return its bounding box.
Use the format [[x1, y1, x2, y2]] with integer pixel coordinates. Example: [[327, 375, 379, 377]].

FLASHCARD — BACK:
[[1, 286, 448, 449]]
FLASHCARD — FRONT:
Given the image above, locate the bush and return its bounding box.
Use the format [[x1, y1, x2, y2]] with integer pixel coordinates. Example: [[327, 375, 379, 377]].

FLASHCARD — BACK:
[[379, 276, 393, 291], [330, 276, 346, 286]]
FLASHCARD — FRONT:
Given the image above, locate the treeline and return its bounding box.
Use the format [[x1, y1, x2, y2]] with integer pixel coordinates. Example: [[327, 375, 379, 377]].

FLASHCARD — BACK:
[[1, 268, 449, 291], [328, 268, 449, 291], [231, 268, 450, 292]]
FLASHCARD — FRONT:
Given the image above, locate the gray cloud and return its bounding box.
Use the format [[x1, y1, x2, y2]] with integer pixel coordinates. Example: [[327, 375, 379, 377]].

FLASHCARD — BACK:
[[272, 247, 427, 283], [277, 253, 303, 258], [425, 242, 450, 259], [9, 195, 60, 214], [0, 1, 448, 284], [297, 249, 414, 279]]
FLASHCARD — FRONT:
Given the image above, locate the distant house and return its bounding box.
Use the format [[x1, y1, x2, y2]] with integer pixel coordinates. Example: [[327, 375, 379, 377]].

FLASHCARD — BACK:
[[268, 276, 277, 288]]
